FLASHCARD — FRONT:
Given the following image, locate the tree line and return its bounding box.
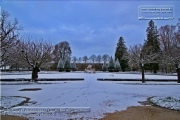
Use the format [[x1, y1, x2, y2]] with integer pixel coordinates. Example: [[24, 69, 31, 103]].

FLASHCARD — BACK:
[[1, 10, 179, 82], [114, 20, 180, 83]]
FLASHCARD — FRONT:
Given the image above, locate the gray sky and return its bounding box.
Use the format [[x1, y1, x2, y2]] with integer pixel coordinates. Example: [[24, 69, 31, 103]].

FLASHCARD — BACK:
[[1, 0, 180, 57]]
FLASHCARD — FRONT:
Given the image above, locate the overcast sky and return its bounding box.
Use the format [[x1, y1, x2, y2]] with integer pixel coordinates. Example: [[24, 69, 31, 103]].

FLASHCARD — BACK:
[[1, 0, 180, 58]]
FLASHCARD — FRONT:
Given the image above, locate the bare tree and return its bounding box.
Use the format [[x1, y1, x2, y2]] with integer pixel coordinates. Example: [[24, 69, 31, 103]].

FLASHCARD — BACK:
[[96, 55, 102, 64], [78, 57, 82, 63], [72, 56, 77, 63], [159, 22, 180, 82], [89, 54, 96, 64], [82, 55, 88, 63], [52, 41, 72, 63], [125, 44, 144, 82], [175, 18, 180, 82], [126, 51, 139, 72], [102, 54, 109, 63], [0, 10, 22, 67], [158, 25, 176, 73], [17, 37, 53, 81], [125, 44, 160, 83], [8, 40, 29, 71], [172, 30, 180, 83]]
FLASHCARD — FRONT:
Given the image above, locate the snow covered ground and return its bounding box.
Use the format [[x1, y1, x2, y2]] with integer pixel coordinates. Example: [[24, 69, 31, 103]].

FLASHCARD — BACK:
[[1, 72, 178, 79], [150, 96, 180, 111], [1, 96, 27, 109], [0, 72, 180, 119]]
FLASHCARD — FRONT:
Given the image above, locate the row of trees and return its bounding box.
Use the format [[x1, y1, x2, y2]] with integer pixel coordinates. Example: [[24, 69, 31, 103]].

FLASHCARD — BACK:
[[1, 10, 179, 82], [102, 57, 121, 72], [1, 11, 75, 70], [57, 57, 76, 72], [1, 11, 54, 81], [115, 20, 180, 83], [56, 55, 121, 72], [0, 10, 112, 77], [70, 54, 110, 64]]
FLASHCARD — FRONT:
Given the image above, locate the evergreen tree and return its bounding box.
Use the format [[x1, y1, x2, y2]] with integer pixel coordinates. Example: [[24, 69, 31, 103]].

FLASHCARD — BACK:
[[115, 36, 129, 72], [114, 58, 121, 72], [57, 58, 64, 72], [142, 20, 161, 73], [108, 56, 115, 72], [64, 57, 71, 72]]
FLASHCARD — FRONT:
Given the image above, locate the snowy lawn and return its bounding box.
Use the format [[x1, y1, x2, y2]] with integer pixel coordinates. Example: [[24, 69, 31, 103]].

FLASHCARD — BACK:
[[0, 96, 28, 109], [1, 72, 178, 79], [150, 96, 180, 111], [0, 72, 180, 119]]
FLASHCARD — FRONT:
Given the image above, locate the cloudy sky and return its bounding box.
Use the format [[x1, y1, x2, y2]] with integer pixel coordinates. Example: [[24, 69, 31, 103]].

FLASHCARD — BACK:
[[1, 0, 180, 57]]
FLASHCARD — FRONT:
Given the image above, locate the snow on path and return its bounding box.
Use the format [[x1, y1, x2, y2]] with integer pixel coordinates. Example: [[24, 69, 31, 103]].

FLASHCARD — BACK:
[[1, 73, 180, 119]]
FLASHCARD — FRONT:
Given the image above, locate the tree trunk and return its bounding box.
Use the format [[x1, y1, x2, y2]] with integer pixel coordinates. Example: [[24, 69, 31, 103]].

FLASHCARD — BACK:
[[142, 66, 145, 83], [31, 66, 40, 82], [153, 64, 157, 73], [177, 68, 180, 83], [165, 67, 167, 74], [170, 66, 172, 73]]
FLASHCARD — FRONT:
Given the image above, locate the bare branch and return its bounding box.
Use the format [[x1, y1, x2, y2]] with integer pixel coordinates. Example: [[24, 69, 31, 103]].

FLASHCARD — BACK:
[[0, 10, 22, 67]]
